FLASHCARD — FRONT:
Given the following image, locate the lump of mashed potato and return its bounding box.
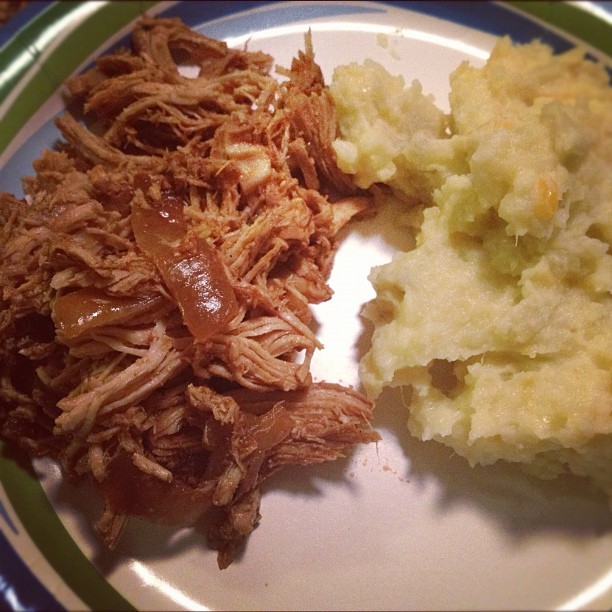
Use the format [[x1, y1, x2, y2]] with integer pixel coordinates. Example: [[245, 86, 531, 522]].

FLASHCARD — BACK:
[[331, 37, 612, 501]]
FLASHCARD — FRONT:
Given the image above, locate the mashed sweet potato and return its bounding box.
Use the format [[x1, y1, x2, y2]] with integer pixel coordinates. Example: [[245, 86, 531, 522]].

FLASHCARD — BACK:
[[331, 37, 612, 501]]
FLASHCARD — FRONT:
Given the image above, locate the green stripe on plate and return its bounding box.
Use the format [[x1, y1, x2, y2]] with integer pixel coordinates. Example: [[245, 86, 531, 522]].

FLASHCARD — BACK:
[[0, 4, 159, 607], [0, 442, 135, 611], [0, 0, 158, 154], [506, 0, 612, 58]]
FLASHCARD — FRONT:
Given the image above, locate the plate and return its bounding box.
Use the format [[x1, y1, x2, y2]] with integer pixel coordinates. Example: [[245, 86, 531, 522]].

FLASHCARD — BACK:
[[0, 2, 611, 610]]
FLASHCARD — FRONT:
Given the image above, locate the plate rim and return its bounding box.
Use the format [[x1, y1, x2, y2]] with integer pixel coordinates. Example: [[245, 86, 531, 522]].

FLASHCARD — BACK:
[[0, 1, 611, 610]]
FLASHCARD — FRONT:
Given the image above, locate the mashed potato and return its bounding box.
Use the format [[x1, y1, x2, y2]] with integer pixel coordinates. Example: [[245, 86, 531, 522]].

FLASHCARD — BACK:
[[331, 38, 612, 500]]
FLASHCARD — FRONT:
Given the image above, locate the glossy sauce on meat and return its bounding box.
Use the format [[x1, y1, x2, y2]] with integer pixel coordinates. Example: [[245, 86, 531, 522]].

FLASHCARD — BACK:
[[131, 191, 239, 343]]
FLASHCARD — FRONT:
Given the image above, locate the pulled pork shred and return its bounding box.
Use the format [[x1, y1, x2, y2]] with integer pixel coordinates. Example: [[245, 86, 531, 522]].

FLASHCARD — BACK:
[[0, 17, 379, 568]]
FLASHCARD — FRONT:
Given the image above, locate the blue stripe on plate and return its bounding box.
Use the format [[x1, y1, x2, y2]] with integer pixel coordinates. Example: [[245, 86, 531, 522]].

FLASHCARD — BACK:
[[0, 1, 51, 50], [0, 530, 64, 612], [0, 501, 18, 536]]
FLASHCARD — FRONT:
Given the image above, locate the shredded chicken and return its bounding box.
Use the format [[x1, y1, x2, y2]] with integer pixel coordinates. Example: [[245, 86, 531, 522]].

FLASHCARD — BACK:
[[0, 17, 378, 568]]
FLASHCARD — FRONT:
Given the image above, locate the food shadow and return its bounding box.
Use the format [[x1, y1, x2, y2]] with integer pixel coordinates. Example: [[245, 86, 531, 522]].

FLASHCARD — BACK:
[[45, 464, 221, 572], [42, 437, 362, 573], [371, 384, 612, 540], [347, 193, 612, 540]]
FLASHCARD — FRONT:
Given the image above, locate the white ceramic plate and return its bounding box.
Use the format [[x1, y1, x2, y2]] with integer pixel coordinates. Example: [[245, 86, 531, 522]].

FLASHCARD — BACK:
[[1, 2, 611, 610]]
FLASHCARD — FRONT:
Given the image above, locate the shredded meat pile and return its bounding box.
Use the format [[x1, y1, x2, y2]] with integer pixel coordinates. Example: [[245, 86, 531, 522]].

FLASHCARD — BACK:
[[0, 17, 379, 568]]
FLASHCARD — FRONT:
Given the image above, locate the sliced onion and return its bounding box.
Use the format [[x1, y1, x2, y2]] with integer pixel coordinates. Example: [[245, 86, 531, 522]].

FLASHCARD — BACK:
[[99, 451, 214, 526], [53, 287, 165, 339], [131, 191, 238, 342]]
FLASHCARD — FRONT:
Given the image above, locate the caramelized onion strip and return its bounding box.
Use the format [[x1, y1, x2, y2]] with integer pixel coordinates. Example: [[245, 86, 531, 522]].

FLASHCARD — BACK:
[[53, 287, 166, 339], [131, 191, 239, 342]]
